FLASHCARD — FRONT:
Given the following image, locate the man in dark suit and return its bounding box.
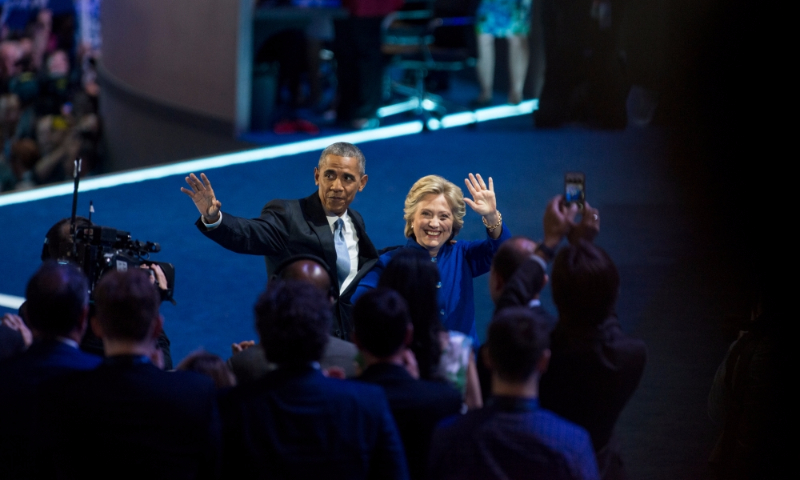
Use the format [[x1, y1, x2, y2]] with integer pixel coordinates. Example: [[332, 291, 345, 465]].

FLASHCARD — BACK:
[[34, 269, 221, 479], [429, 307, 600, 480], [540, 239, 647, 480], [182, 141, 378, 340], [0, 261, 102, 480], [219, 280, 408, 479], [353, 288, 463, 480], [489, 235, 556, 328], [227, 254, 359, 382]]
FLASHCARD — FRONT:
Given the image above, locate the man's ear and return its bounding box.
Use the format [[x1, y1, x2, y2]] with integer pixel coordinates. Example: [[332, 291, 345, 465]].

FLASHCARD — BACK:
[[488, 269, 504, 301], [76, 305, 90, 337], [358, 174, 368, 191], [536, 349, 551, 375], [150, 314, 164, 339], [403, 323, 414, 347], [543, 273, 549, 288], [90, 316, 103, 338], [314, 167, 320, 186], [481, 344, 493, 371]]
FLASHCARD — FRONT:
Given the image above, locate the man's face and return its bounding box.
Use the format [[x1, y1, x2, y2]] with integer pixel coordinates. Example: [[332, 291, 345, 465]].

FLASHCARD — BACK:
[[314, 155, 367, 216]]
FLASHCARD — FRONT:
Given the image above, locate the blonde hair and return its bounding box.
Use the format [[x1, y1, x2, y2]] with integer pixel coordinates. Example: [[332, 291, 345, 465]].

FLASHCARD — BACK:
[[404, 175, 466, 239]]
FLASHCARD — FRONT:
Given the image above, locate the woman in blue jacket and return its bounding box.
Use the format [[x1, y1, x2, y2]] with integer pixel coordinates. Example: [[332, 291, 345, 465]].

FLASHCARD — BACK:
[[353, 173, 510, 347]]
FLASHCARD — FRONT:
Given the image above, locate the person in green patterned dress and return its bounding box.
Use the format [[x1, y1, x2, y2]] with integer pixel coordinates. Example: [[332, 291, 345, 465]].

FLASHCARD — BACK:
[[474, 0, 533, 106]]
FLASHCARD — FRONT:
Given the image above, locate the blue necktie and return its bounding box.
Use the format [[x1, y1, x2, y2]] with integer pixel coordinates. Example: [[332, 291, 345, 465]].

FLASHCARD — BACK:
[[334, 218, 351, 288]]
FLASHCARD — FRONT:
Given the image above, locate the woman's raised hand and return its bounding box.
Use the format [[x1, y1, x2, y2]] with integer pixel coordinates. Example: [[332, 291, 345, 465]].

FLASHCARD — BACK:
[[463, 173, 497, 217]]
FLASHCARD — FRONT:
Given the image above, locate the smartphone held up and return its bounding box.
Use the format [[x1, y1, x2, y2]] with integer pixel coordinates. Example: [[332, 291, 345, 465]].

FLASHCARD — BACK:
[[564, 172, 586, 210]]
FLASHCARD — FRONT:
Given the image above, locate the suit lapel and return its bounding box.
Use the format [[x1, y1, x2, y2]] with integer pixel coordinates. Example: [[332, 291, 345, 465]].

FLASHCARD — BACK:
[[303, 193, 339, 288], [348, 209, 378, 266]]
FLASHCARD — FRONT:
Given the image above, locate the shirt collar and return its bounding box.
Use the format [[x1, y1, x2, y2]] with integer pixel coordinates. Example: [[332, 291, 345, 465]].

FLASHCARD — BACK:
[[326, 211, 350, 230], [56, 336, 80, 349]]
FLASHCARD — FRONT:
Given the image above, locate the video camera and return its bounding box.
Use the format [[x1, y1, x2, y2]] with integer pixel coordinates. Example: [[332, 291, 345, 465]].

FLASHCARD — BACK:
[[47, 158, 176, 303], [70, 224, 175, 303]]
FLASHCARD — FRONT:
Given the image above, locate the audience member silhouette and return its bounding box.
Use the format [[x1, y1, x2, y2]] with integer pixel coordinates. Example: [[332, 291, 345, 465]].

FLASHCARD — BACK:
[[377, 248, 444, 381], [0, 261, 101, 480], [177, 349, 237, 389], [353, 288, 462, 479], [227, 254, 359, 381], [707, 283, 781, 480], [218, 280, 409, 479], [429, 306, 600, 480], [540, 239, 646, 480], [34, 269, 221, 479]]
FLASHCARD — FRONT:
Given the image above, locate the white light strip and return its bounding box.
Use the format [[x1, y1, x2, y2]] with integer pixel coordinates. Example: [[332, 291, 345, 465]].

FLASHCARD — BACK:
[[441, 111, 477, 128], [0, 121, 423, 207], [475, 100, 537, 122], [0, 293, 24, 310], [0, 99, 538, 208], [377, 99, 419, 118]]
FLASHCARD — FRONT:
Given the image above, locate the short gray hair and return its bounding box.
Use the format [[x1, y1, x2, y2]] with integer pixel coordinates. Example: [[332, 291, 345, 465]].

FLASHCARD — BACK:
[[318, 142, 366, 175]]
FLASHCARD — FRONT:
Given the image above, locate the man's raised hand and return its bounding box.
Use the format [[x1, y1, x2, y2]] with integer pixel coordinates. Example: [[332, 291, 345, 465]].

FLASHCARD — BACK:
[[181, 173, 222, 223]]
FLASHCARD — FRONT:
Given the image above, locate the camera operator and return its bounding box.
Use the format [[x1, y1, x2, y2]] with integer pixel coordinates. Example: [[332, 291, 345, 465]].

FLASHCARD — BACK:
[[39, 217, 174, 368]]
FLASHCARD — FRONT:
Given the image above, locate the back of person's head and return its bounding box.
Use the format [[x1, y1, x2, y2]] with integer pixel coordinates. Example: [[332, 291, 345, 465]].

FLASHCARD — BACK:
[[94, 269, 160, 342], [176, 350, 237, 388], [487, 307, 550, 383], [25, 260, 89, 338], [378, 248, 443, 378], [491, 236, 538, 283], [551, 239, 620, 326], [492, 257, 548, 314], [255, 280, 331, 365], [273, 254, 334, 299], [353, 288, 411, 358]]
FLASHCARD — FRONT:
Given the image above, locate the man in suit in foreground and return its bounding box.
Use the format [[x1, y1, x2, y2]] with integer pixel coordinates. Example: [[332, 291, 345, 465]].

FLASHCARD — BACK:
[[429, 307, 600, 480], [353, 288, 463, 480], [489, 235, 556, 327], [0, 261, 102, 479], [219, 280, 408, 479], [35, 269, 221, 479], [182, 141, 379, 340], [227, 254, 359, 381]]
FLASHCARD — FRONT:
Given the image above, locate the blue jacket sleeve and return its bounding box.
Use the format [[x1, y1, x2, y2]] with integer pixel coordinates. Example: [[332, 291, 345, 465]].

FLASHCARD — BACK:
[[350, 255, 387, 304], [464, 223, 511, 276]]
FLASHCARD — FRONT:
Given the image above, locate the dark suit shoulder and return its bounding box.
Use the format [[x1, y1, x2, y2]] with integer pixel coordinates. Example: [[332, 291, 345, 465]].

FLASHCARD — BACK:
[[358, 364, 462, 416]]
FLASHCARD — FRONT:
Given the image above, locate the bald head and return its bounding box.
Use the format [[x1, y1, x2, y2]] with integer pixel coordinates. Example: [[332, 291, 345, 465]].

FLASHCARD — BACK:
[[279, 259, 332, 296], [490, 236, 539, 302]]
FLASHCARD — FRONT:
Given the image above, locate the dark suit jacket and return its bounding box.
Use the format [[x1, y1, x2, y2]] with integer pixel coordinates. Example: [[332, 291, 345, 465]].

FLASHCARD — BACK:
[[197, 192, 379, 339], [35, 355, 221, 480], [219, 365, 409, 480], [0, 323, 24, 360], [0, 339, 102, 480], [429, 396, 600, 480], [227, 335, 359, 383], [539, 316, 647, 480], [357, 363, 463, 480]]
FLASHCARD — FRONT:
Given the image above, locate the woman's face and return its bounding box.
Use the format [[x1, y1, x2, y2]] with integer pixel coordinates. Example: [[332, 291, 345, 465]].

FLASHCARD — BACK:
[[412, 193, 453, 257]]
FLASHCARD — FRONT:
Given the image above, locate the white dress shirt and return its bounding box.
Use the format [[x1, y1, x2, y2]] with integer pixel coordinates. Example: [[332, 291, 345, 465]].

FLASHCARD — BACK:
[[326, 211, 359, 292]]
